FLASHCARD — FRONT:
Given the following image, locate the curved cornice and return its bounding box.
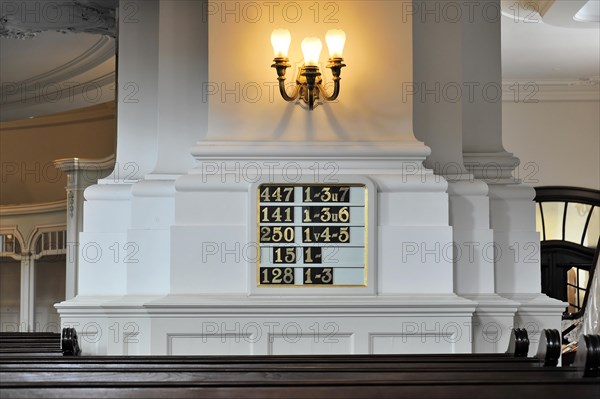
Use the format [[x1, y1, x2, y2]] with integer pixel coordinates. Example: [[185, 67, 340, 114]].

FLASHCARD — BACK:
[[502, 79, 600, 102], [0, 2, 117, 121], [0, 200, 66, 216], [1, 70, 116, 107], [53, 154, 116, 172], [10, 36, 115, 91], [0, 101, 115, 130]]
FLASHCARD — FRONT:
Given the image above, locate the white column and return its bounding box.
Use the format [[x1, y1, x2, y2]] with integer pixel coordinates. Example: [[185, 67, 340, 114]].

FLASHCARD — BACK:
[[126, 0, 208, 295], [19, 255, 34, 332], [109, 0, 160, 181], [153, 0, 208, 175], [75, 0, 162, 298], [459, 0, 565, 355], [413, 0, 517, 353], [58, 0, 478, 356], [53, 157, 115, 300]]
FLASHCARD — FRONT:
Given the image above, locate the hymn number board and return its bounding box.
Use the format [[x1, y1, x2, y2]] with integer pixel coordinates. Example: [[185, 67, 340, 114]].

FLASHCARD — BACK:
[[257, 184, 367, 287]]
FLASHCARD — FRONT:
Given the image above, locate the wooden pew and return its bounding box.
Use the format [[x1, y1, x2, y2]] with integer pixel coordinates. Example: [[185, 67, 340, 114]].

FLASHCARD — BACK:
[[0, 332, 62, 357], [0, 328, 79, 357], [1, 368, 597, 399], [1, 329, 598, 399]]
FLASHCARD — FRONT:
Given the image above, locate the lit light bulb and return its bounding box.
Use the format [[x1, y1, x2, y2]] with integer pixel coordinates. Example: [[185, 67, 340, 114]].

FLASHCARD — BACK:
[[301, 37, 322, 66], [326, 30, 346, 58], [271, 29, 291, 58]]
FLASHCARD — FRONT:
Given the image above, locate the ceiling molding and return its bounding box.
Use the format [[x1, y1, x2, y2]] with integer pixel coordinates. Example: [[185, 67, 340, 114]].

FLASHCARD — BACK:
[[0, 24, 116, 121], [0, 101, 115, 130], [53, 154, 116, 172], [0, 200, 66, 216], [502, 78, 600, 102], [0, 67, 115, 121], [1, 70, 115, 107], [0, 0, 118, 39], [13, 35, 114, 89]]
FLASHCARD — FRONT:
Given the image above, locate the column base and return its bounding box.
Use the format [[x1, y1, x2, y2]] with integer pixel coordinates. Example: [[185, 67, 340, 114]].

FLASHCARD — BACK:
[[56, 294, 477, 355], [499, 293, 567, 357], [460, 293, 519, 353]]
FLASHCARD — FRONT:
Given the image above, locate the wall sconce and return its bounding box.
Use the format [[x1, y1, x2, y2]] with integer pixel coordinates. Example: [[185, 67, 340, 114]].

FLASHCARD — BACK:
[[271, 29, 346, 110]]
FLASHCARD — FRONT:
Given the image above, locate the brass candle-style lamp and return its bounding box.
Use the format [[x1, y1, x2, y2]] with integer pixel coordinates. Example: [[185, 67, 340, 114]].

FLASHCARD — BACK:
[[271, 29, 346, 110]]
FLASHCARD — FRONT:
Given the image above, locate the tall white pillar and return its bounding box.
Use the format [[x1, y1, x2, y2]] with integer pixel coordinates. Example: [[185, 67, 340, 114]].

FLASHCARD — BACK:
[[110, 0, 160, 182], [58, 0, 478, 356], [53, 156, 115, 300], [74, 0, 162, 300], [125, 0, 208, 296], [413, 0, 517, 352], [459, 0, 565, 355], [19, 255, 34, 332]]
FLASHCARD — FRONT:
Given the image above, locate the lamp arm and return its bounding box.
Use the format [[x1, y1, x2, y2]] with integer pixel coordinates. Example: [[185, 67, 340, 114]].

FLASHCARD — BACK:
[[318, 58, 345, 102], [278, 78, 300, 102], [317, 78, 341, 102]]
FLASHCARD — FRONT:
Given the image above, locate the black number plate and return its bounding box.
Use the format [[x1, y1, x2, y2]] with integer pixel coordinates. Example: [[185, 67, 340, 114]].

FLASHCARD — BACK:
[[302, 226, 350, 243], [303, 186, 351, 203], [260, 267, 295, 284], [303, 267, 333, 284]]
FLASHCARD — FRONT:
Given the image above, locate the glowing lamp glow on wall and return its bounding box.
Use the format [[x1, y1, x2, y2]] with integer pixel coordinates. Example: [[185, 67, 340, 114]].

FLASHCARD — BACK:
[[271, 29, 347, 110]]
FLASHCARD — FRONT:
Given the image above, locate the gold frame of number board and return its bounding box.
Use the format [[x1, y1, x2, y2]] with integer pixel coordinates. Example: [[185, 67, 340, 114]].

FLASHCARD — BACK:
[[256, 183, 368, 288]]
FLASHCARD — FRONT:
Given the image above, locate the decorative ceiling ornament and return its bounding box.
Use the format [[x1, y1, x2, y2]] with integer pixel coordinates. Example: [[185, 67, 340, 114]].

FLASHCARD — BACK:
[[0, 0, 118, 39]]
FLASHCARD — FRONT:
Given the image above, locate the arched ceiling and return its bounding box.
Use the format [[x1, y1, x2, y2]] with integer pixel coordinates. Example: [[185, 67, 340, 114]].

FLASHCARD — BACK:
[[500, 0, 599, 98], [0, 0, 116, 121], [0, 0, 598, 123], [501, 0, 600, 79]]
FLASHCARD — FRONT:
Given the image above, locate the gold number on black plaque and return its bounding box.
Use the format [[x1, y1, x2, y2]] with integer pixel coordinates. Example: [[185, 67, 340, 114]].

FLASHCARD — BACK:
[[272, 268, 283, 283], [322, 268, 333, 283], [338, 207, 349, 222], [262, 267, 294, 284], [304, 188, 312, 202], [283, 187, 294, 202], [339, 187, 350, 202], [274, 247, 296, 263], [304, 268, 313, 284], [303, 208, 311, 222], [261, 226, 295, 243], [261, 207, 293, 223], [321, 207, 332, 222], [283, 268, 294, 283], [259, 184, 366, 287], [303, 227, 312, 243], [339, 227, 350, 243], [303, 267, 333, 284], [260, 227, 270, 242], [304, 247, 313, 263], [320, 187, 332, 202], [261, 186, 294, 202]]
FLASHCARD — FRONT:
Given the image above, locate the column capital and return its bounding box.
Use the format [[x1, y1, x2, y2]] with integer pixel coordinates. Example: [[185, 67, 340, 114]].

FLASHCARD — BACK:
[[53, 155, 115, 190], [463, 152, 521, 184]]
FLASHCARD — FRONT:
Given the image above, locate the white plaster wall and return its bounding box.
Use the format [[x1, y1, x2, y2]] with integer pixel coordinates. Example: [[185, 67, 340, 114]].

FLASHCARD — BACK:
[[502, 101, 600, 189], [207, 0, 414, 141]]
